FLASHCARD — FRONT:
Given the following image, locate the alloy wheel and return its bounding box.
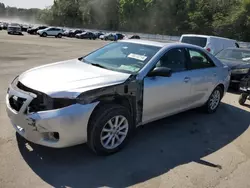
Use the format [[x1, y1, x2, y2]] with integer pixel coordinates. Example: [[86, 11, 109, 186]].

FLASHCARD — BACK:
[[100, 115, 129, 150], [209, 90, 221, 110]]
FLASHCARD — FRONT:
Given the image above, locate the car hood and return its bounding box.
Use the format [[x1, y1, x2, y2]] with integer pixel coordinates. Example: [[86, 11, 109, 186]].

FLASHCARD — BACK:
[[219, 58, 250, 69], [18, 59, 131, 98]]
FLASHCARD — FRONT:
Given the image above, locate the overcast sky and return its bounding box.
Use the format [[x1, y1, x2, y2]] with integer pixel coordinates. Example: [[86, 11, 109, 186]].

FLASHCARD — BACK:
[[1, 0, 53, 9]]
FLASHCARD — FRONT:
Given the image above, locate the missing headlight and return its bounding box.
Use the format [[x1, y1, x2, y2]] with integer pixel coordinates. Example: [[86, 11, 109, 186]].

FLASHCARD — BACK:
[[27, 97, 76, 113], [53, 98, 77, 109]]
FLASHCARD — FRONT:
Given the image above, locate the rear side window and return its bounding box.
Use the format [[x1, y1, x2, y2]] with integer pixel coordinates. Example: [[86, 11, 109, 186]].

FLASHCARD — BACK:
[[188, 49, 215, 69], [181, 36, 207, 48]]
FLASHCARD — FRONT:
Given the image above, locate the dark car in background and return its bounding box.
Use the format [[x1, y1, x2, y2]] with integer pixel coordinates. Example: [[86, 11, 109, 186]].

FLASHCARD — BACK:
[[20, 24, 30, 32], [27, 26, 47, 35], [216, 47, 250, 89], [76, 31, 97, 39], [7, 23, 23, 35], [94, 31, 104, 38], [68, 29, 84, 38], [129, 35, 140, 39], [116, 33, 125, 40]]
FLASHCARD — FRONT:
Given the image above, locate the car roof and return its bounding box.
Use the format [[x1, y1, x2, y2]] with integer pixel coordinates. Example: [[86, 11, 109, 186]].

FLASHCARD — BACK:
[[120, 39, 205, 50], [120, 39, 168, 47], [181, 34, 236, 41]]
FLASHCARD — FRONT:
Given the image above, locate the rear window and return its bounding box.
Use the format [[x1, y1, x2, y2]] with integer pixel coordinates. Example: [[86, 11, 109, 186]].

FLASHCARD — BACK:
[[181, 36, 207, 48]]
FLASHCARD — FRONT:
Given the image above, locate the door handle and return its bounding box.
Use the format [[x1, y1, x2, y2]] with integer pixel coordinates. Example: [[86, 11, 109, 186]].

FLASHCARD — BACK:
[[184, 77, 190, 83], [213, 73, 217, 77]]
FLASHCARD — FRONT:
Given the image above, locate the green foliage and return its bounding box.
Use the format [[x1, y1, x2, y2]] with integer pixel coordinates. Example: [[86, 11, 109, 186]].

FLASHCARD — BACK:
[[1, 0, 250, 41]]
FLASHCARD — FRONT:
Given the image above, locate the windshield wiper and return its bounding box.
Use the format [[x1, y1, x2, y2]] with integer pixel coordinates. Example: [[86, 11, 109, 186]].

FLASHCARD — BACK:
[[90, 63, 108, 69]]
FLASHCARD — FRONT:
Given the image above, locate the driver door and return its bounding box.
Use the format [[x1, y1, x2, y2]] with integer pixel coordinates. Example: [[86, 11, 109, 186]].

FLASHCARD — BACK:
[[142, 48, 193, 124]]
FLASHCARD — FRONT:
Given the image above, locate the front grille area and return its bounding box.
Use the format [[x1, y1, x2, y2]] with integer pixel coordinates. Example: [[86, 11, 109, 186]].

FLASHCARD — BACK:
[[17, 81, 53, 113], [231, 74, 245, 81], [15, 81, 76, 113], [9, 96, 26, 112]]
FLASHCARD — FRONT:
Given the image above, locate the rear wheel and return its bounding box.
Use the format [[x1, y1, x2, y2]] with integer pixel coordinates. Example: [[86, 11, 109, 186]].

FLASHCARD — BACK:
[[88, 104, 134, 155], [239, 93, 248, 105]]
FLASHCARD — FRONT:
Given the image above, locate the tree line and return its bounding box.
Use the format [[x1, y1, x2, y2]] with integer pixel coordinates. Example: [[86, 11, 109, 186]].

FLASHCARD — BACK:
[[1, 0, 250, 41]]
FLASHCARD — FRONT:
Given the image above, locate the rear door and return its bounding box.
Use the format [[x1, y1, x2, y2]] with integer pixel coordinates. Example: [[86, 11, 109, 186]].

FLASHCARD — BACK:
[[54, 28, 61, 35], [186, 48, 218, 106]]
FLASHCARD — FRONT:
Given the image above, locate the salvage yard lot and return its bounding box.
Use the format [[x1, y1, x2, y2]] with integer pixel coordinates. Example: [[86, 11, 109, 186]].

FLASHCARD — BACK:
[[0, 31, 250, 188]]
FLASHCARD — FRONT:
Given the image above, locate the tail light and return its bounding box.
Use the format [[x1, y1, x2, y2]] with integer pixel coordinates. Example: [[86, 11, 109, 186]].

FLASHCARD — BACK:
[[206, 48, 211, 52]]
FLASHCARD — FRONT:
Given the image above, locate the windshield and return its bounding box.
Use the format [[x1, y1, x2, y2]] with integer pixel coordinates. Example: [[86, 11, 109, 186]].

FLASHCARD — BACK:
[[181, 36, 207, 47], [216, 49, 250, 61], [81, 42, 161, 74]]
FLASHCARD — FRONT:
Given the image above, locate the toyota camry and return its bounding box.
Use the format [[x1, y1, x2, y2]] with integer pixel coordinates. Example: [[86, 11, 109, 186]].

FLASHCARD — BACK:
[[6, 40, 231, 155]]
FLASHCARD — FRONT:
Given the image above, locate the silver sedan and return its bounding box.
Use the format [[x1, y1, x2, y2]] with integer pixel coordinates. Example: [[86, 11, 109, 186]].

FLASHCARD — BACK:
[[6, 40, 231, 155]]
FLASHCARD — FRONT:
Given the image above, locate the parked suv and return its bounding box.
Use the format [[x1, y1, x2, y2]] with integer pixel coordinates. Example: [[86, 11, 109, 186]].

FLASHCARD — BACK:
[[37, 27, 63, 38], [7, 23, 22, 35]]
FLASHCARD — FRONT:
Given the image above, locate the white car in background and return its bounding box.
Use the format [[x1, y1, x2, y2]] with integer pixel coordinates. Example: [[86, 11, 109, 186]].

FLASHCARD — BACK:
[[180, 34, 239, 55], [37, 27, 63, 38]]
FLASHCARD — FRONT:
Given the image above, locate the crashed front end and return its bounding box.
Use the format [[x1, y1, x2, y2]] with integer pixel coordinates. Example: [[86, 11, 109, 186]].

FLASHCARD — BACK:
[[6, 77, 98, 148]]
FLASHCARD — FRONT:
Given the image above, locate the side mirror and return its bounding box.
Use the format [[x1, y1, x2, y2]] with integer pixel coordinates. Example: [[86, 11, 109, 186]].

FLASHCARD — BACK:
[[148, 67, 172, 77]]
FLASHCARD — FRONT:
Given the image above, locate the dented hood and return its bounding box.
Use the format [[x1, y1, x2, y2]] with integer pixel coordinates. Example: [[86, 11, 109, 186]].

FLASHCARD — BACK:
[[18, 59, 131, 98]]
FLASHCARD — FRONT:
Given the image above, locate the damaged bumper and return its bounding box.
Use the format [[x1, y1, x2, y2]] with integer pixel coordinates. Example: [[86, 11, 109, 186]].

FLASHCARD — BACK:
[[6, 84, 98, 148]]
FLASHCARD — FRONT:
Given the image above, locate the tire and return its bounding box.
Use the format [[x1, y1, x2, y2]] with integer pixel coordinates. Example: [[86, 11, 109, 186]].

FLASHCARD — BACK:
[[88, 104, 134, 155], [42, 32, 47, 37], [57, 33, 62, 38], [239, 93, 248, 105], [203, 86, 223, 113], [7, 32, 11, 35]]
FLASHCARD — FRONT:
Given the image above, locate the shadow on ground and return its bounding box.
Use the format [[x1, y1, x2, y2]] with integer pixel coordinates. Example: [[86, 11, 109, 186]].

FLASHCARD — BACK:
[[17, 102, 250, 188]]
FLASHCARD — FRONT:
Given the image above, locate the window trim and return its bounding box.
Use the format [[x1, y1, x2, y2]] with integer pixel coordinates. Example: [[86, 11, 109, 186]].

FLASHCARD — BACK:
[[186, 48, 216, 70]]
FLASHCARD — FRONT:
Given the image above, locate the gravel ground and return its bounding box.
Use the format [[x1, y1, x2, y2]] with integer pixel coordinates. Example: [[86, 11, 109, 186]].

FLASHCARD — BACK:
[[0, 31, 250, 188]]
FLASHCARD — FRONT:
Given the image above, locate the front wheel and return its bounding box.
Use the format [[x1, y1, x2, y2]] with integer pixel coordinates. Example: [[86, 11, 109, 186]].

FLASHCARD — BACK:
[[42, 32, 47, 37], [239, 93, 248, 105], [88, 104, 134, 155], [203, 86, 223, 113], [57, 33, 62, 38]]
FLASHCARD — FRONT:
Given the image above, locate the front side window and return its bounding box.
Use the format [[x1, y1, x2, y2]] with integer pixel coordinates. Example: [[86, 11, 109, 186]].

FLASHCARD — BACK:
[[156, 48, 187, 72], [188, 49, 215, 69], [81, 42, 161, 74]]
